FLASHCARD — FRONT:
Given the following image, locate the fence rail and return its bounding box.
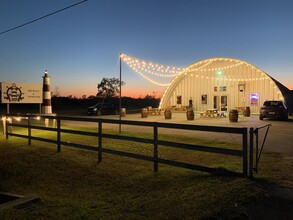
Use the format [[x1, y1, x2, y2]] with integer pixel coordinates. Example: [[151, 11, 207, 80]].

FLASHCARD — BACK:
[[4, 114, 252, 177]]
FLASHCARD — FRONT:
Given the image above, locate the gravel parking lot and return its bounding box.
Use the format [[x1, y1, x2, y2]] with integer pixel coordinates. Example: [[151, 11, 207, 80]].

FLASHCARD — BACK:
[[65, 113, 293, 157]]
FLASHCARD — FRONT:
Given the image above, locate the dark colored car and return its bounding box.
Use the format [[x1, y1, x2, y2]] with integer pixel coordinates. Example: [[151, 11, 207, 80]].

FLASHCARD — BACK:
[[87, 103, 118, 116], [259, 100, 288, 120]]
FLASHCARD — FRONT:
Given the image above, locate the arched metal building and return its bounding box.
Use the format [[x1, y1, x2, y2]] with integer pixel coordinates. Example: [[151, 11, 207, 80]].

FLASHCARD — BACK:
[[159, 58, 293, 114]]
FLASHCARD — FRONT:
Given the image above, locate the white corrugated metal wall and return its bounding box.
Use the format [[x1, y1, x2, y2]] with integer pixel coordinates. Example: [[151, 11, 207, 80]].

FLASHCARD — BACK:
[[160, 58, 282, 114]]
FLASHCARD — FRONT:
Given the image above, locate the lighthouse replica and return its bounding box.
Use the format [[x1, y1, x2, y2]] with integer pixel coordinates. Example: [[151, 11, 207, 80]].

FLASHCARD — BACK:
[[42, 70, 52, 114]]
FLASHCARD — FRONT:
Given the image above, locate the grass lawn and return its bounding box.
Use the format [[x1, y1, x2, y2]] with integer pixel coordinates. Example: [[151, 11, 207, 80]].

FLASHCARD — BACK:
[[0, 125, 290, 219]]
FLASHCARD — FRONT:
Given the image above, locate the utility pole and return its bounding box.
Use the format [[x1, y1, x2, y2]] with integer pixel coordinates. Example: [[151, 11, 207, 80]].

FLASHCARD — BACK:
[[119, 53, 122, 133]]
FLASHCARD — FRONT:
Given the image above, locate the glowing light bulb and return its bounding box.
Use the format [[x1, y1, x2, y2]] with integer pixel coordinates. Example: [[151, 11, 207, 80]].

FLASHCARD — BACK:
[[217, 69, 223, 76]]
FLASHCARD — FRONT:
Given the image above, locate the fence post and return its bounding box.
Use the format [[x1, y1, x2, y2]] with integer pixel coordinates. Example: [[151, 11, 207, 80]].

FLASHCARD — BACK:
[[249, 127, 254, 178], [57, 116, 61, 152], [28, 116, 31, 145], [98, 119, 102, 163], [153, 123, 158, 173], [242, 128, 248, 176], [2, 115, 6, 136], [255, 128, 259, 174], [5, 116, 9, 140]]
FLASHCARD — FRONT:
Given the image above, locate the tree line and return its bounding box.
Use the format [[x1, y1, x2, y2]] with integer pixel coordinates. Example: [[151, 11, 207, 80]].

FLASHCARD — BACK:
[[52, 77, 161, 109]]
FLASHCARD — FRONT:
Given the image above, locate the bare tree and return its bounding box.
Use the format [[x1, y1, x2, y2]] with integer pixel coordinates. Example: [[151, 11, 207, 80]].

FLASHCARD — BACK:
[[152, 91, 158, 98], [52, 86, 61, 97], [97, 77, 125, 99]]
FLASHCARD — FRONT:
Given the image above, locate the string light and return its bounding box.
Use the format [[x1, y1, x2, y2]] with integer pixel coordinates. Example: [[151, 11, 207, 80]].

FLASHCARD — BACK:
[[121, 54, 273, 86], [131, 66, 171, 86], [185, 59, 243, 72], [122, 54, 185, 77]]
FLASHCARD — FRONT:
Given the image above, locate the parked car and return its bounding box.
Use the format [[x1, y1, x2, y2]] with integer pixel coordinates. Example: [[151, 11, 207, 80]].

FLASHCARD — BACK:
[[259, 100, 288, 120], [87, 103, 118, 116]]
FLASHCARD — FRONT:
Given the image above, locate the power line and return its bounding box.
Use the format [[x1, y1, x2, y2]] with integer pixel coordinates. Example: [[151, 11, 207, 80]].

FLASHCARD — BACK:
[[0, 0, 88, 35]]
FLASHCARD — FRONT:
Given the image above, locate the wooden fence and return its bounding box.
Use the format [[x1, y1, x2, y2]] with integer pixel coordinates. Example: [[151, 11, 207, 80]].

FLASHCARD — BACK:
[[4, 114, 252, 177]]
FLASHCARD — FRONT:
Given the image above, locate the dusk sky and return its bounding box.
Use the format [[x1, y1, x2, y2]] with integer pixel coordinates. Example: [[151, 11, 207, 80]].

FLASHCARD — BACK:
[[1, 0, 293, 98]]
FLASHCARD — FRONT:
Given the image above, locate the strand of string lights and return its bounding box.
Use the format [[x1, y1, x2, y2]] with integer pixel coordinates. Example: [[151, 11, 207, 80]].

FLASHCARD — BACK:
[[121, 54, 271, 86], [185, 58, 242, 72], [122, 54, 185, 77], [121, 54, 215, 86], [0, 0, 88, 35], [185, 59, 213, 73], [131, 69, 172, 86]]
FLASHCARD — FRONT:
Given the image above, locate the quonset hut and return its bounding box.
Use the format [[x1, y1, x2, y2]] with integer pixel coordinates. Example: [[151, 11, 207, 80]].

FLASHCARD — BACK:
[[159, 58, 293, 114]]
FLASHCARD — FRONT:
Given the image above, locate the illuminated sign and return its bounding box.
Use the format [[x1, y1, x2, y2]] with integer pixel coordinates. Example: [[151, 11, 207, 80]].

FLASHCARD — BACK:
[[250, 93, 259, 104], [1, 82, 43, 104]]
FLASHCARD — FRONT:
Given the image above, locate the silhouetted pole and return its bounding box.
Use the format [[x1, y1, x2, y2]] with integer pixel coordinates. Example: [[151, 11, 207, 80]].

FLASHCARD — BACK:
[[119, 53, 122, 133]]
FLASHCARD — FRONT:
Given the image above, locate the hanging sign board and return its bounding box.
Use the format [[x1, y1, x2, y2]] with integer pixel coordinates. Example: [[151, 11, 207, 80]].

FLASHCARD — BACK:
[[1, 82, 43, 104]]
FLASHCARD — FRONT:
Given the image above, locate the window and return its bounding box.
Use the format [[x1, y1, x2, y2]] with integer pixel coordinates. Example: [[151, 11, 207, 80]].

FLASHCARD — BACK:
[[201, 95, 207, 104], [264, 101, 283, 107], [177, 95, 182, 104], [220, 86, 226, 92]]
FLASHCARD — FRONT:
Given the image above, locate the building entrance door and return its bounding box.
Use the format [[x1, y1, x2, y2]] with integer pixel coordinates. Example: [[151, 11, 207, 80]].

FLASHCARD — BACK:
[[220, 96, 228, 111], [213, 96, 218, 109], [213, 95, 228, 111]]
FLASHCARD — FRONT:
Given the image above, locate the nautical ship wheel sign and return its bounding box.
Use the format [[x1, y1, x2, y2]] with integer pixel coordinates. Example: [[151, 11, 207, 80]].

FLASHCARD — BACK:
[[4, 83, 24, 102]]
